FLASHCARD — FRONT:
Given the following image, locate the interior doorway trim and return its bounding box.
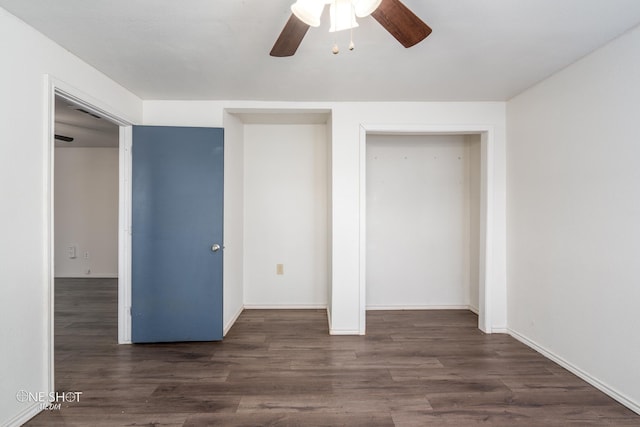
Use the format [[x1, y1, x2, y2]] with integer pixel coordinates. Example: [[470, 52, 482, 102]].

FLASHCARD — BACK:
[[44, 75, 134, 396], [358, 124, 495, 334]]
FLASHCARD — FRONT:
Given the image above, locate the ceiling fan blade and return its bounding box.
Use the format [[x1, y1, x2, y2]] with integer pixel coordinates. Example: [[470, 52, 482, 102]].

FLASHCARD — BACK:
[[54, 134, 74, 142], [270, 14, 310, 57], [371, 0, 432, 48]]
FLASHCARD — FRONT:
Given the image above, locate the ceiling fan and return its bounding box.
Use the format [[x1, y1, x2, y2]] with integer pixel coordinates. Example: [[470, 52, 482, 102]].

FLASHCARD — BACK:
[[54, 134, 74, 143], [270, 0, 432, 57]]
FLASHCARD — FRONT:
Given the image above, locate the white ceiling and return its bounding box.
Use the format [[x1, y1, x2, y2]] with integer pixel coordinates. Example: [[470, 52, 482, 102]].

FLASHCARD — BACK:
[[55, 96, 119, 147], [3, 0, 640, 101]]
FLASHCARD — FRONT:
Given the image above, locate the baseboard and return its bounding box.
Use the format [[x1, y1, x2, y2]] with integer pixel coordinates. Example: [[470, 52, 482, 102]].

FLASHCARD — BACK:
[[329, 328, 362, 335], [223, 305, 244, 336], [491, 326, 508, 334], [3, 403, 42, 427], [508, 328, 640, 416], [326, 307, 363, 335], [366, 305, 472, 311], [468, 305, 479, 315], [243, 304, 327, 310]]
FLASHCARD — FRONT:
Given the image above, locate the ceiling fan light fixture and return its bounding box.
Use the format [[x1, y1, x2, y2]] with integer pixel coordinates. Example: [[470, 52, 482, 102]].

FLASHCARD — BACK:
[[291, 0, 326, 27], [271, 0, 432, 57], [353, 0, 382, 17], [329, 0, 359, 32]]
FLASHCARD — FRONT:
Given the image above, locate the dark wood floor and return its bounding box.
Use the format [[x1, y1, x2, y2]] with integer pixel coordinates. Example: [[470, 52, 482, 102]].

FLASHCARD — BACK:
[[26, 278, 639, 426]]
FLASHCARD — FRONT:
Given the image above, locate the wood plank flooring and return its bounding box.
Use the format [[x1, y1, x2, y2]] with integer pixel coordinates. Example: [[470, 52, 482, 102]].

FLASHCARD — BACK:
[[26, 278, 639, 426]]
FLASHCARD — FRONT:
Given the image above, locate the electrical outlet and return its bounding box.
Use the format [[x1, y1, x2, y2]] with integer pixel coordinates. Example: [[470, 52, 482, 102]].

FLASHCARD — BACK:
[[276, 264, 284, 275]]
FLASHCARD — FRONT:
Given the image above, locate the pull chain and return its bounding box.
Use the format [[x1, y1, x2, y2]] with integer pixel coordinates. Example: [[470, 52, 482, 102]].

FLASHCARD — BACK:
[[331, 0, 356, 54], [349, 1, 355, 50], [349, 26, 355, 51]]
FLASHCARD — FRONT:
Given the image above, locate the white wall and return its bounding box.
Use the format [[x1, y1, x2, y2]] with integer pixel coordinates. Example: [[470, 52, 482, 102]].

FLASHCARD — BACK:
[[0, 7, 142, 426], [243, 124, 328, 307], [467, 135, 481, 312], [221, 112, 245, 334], [54, 147, 119, 278], [366, 134, 480, 310], [326, 114, 334, 321], [507, 25, 640, 413]]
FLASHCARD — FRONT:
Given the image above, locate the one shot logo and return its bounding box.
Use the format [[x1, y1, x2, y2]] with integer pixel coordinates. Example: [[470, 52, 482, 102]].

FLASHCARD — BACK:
[[16, 390, 82, 411]]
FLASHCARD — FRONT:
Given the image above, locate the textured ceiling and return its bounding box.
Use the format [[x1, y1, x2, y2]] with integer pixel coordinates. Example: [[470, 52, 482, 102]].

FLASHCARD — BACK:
[[3, 0, 640, 101]]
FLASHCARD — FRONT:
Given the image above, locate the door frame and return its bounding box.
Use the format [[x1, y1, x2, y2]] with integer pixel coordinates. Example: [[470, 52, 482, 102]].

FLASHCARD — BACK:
[[44, 76, 134, 393], [358, 124, 495, 334]]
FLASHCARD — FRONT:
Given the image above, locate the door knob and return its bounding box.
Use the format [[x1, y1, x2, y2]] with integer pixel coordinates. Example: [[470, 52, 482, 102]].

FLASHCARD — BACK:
[[211, 244, 221, 252]]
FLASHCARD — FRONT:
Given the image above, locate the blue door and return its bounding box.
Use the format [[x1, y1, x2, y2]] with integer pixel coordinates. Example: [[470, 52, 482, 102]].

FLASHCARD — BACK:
[[131, 126, 223, 342]]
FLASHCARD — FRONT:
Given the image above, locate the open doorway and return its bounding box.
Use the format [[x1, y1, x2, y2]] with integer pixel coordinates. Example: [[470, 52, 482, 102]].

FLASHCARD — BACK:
[[359, 126, 495, 334], [222, 109, 333, 334], [54, 96, 120, 279], [53, 95, 120, 389], [365, 134, 481, 312]]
